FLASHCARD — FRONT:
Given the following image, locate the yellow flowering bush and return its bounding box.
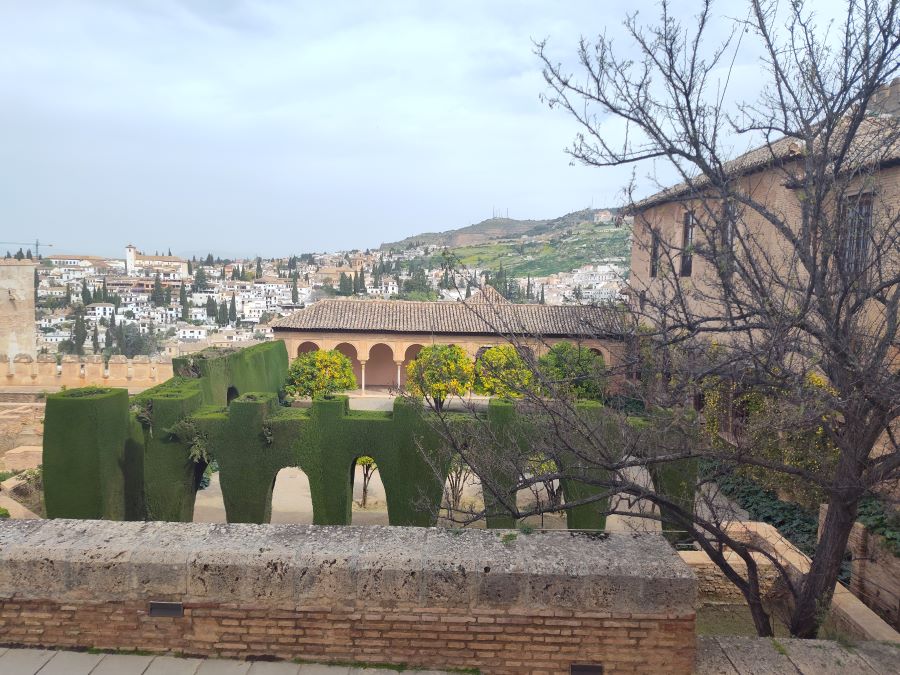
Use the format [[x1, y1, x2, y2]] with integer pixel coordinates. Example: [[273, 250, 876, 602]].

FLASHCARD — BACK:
[[406, 344, 474, 411]]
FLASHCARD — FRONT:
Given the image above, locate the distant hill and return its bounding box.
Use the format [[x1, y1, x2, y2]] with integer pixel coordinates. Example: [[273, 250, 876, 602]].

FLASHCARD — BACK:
[[380, 208, 631, 277], [381, 209, 614, 250]]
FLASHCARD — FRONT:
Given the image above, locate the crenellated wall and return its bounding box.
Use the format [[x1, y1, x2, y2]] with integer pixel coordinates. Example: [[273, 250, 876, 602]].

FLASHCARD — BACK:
[[0, 519, 697, 674], [0, 353, 174, 389]]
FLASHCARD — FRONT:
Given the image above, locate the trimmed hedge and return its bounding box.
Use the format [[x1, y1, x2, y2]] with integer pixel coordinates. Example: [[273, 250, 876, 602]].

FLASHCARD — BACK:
[[44, 387, 129, 520], [43, 340, 700, 532]]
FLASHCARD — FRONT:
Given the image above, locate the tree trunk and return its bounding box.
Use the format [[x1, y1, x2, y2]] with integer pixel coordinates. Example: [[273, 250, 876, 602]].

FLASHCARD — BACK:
[[788, 493, 857, 637]]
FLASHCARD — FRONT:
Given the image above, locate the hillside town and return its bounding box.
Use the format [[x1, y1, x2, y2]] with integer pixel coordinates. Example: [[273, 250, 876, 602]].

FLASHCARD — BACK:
[[8, 208, 628, 359]]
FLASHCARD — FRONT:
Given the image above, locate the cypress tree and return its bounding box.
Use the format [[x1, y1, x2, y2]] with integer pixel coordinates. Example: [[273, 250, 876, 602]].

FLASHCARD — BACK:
[[256, 257, 262, 277], [217, 302, 228, 326], [101, 278, 108, 301], [91, 324, 100, 353], [359, 272, 367, 295], [206, 296, 216, 318], [228, 293, 237, 323], [26, 249, 32, 260], [150, 273, 161, 306], [291, 275, 299, 303], [194, 266, 207, 292], [179, 284, 189, 320], [73, 314, 87, 355], [81, 280, 92, 306], [188, 260, 193, 275], [540, 285, 545, 304]]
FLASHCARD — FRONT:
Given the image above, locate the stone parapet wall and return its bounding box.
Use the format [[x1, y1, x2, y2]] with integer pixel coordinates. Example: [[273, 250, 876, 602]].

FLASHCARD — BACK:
[[0, 354, 174, 389], [0, 520, 697, 674], [680, 550, 779, 603]]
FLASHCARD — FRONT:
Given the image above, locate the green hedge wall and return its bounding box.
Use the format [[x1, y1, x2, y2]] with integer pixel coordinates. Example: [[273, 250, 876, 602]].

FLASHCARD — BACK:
[[43, 341, 699, 532], [44, 387, 130, 520]]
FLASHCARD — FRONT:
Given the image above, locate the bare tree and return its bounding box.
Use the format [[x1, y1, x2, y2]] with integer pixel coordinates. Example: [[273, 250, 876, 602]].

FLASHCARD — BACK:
[[409, 0, 900, 639]]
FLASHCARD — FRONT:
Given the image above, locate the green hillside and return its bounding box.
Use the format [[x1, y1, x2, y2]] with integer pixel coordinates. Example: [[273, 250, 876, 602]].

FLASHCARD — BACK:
[[383, 208, 632, 277]]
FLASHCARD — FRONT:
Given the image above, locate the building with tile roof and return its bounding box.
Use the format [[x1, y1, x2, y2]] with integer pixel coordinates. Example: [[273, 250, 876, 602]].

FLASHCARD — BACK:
[[272, 286, 630, 390]]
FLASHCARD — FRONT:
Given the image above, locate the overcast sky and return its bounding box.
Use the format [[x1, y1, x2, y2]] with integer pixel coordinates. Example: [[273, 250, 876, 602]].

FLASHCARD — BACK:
[[0, 1, 844, 258]]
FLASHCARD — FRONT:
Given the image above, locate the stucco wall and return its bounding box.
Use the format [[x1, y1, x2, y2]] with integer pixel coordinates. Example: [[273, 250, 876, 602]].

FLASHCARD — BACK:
[[0, 520, 697, 674], [0, 261, 37, 360]]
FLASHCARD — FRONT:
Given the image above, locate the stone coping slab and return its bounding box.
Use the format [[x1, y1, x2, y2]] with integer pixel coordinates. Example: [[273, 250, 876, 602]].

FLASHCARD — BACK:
[[0, 520, 695, 614]]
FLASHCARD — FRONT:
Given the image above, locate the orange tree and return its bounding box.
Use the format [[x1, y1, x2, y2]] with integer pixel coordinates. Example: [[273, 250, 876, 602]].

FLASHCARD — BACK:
[[537, 342, 606, 400], [285, 349, 356, 399], [406, 344, 473, 411], [474, 345, 533, 399]]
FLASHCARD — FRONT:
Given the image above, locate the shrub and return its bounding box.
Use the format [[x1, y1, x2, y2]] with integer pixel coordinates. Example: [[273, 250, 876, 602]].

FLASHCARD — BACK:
[[0, 507, 9, 518], [285, 349, 356, 399]]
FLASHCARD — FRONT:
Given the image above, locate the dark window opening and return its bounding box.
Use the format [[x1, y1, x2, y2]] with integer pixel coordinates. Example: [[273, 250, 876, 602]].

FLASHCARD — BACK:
[[226, 386, 239, 404], [571, 666, 603, 675], [841, 193, 874, 279], [649, 231, 660, 278], [680, 211, 695, 277]]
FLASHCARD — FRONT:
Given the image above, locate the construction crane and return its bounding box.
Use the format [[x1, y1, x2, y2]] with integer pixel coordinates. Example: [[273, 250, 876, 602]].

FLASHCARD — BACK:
[[0, 239, 54, 258]]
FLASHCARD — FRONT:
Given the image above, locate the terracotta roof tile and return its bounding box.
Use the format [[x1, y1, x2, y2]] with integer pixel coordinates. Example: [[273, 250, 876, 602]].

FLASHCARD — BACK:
[[273, 296, 631, 338]]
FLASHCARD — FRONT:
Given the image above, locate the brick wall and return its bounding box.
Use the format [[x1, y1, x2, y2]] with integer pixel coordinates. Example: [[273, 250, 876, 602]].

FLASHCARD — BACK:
[[0, 600, 694, 674], [0, 520, 697, 674]]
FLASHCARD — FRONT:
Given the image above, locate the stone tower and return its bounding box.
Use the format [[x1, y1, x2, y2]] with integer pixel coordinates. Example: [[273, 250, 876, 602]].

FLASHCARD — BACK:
[[0, 260, 37, 360]]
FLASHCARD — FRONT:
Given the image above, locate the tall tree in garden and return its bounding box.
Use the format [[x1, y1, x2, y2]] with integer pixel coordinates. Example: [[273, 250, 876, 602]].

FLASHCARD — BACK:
[[358, 272, 367, 295], [25, 249, 32, 260], [179, 284, 189, 320], [91, 324, 100, 354], [228, 293, 237, 323], [187, 260, 193, 275], [164, 286, 172, 306], [256, 257, 263, 277], [291, 274, 299, 303], [193, 266, 207, 292], [413, 0, 900, 640], [206, 296, 216, 318], [14, 248, 24, 260], [539, 285, 545, 305], [101, 278, 108, 302], [80, 280, 92, 306], [73, 314, 87, 355], [217, 302, 228, 326], [338, 272, 353, 296], [150, 273, 164, 306]]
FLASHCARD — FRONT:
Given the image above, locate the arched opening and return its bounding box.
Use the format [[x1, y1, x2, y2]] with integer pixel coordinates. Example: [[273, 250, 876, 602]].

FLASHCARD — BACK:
[[366, 343, 395, 390], [350, 456, 388, 525], [334, 342, 361, 388], [297, 341, 319, 356], [270, 466, 313, 524], [400, 344, 424, 387], [226, 386, 239, 405], [440, 455, 481, 525], [192, 463, 226, 523]]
